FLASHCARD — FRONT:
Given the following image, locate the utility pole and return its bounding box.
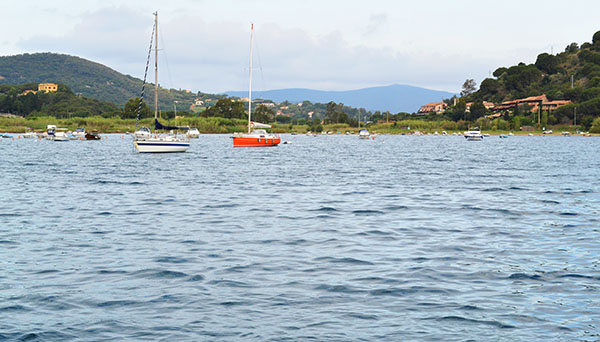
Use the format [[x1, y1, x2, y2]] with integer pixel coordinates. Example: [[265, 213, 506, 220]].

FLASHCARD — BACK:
[[571, 75, 574, 89], [574, 107, 577, 126]]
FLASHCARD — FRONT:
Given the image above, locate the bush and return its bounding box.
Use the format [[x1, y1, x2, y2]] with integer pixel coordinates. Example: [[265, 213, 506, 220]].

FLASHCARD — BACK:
[[590, 117, 600, 133]]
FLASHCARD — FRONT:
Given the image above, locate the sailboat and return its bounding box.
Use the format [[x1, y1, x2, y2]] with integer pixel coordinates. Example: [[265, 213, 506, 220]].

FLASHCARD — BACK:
[[232, 24, 281, 147], [357, 111, 370, 139], [133, 12, 190, 153]]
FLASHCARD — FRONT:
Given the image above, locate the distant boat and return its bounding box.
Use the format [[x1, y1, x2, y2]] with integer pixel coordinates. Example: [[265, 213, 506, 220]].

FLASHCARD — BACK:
[[85, 130, 101, 140], [464, 128, 484, 141], [499, 134, 508, 138], [232, 24, 280, 147], [132, 12, 190, 153], [357, 107, 370, 139], [358, 129, 371, 139], [73, 128, 86, 139], [187, 128, 200, 138], [46, 125, 69, 141]]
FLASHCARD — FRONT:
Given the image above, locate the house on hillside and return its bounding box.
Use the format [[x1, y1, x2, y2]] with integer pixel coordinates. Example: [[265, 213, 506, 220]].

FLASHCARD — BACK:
[[417, 102, 447, 115], [492, 94, 571, 113], [466, 101, 495, 112], [542, 100, 572, 112], [38, 83, 58, 93]]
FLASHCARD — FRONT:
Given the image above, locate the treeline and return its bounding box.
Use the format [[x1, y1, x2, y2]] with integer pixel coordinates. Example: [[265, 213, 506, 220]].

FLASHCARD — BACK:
[[0, 83, 120, 117]]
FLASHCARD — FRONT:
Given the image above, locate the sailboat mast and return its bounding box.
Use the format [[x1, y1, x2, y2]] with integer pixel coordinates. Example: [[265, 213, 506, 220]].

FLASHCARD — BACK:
[[154, 11, 158, 120], [248, 24, 254, 134]]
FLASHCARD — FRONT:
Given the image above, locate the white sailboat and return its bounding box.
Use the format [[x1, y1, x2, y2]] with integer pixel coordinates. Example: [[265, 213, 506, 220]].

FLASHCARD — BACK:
[[358, 111, 370, 139], [133, 12, 190, 153], [232, 24, 280, 147]]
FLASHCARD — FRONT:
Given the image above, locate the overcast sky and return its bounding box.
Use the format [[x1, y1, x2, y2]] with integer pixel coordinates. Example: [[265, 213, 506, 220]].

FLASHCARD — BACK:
[[2, 0, 599, 94]]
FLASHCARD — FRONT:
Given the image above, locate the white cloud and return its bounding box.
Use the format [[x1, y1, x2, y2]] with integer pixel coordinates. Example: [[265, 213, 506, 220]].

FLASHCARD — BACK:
[[15, 2, 600, 95], [18, 8, 474, 94]]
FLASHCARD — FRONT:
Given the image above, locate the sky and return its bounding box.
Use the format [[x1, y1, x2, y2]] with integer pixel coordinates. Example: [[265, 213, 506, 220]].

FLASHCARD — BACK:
[[2, 0, 600, 94]]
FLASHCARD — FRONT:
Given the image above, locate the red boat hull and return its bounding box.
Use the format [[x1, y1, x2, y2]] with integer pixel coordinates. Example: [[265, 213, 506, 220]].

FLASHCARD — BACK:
[[232, 136, 281, 147]]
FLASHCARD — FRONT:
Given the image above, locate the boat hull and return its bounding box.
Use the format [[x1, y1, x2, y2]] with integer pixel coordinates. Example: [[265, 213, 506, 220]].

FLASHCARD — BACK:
[[232, 136, 280, 147], [134, 139, 190, 153]]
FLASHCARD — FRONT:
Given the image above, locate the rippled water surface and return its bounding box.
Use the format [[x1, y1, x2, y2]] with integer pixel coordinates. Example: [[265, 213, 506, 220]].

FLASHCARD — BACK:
[[1, 134, 599, 341]]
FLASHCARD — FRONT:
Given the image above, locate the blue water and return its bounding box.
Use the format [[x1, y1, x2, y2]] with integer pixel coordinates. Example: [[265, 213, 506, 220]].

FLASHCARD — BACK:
[[1, 134, 599, 341]]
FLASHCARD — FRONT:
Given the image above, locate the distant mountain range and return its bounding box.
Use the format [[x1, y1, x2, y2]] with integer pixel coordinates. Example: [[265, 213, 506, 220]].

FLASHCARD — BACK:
[[224, 85, 455, 113]]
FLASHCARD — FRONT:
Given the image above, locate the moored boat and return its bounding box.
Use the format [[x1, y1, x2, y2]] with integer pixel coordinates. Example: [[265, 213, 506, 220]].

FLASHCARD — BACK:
[[132, 12, 190, 153], [85, 130, 101, 140], [358, 128, 371, 139], [73, 128, 86, 139], [231, 24, 280, 148], [187, 128, 200, 138], [464, 128, 484, 141]]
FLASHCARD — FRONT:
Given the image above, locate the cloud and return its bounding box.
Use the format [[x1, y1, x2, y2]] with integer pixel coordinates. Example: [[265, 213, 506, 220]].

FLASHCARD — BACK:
[[17, 6, 482, 94], [365, 13, 388, 35]]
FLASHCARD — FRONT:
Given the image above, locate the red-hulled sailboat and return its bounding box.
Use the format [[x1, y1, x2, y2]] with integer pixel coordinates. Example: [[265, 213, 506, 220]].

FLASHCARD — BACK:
[[232, 24, 280, 147]]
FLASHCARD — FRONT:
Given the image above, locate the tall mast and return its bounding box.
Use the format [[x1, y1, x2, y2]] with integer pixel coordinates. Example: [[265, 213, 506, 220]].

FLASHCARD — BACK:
[[248, 24, 254, 133], [154, 11, 158, 120]]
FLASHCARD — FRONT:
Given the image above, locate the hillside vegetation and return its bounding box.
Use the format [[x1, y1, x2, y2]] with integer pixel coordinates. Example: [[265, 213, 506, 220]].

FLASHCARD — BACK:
[[0, 53, 208, 110], [467, 30, 600, 127], [0, 83, 119, 117]]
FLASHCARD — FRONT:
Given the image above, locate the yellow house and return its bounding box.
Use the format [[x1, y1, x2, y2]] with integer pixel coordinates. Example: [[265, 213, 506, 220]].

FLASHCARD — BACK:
[[38, 83, 58, 92]]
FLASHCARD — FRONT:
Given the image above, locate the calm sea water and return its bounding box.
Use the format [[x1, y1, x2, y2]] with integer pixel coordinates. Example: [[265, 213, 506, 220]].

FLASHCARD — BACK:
[[1, 133, 599, 341]]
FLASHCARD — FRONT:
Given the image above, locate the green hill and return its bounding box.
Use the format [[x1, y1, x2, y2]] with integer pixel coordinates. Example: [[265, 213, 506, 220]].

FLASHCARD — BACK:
[[470, 29, 600, 125], [0, 53, 215, 111]]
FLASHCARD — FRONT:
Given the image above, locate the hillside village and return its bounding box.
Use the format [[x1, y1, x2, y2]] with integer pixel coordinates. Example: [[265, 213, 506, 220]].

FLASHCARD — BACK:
[[418, 95, 572, 118]]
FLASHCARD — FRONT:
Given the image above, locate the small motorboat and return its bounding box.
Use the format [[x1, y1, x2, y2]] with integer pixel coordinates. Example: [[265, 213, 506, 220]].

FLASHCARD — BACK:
[[358, 129, 371, 139], [499, 134, 508, 138], [187, 128, 200, 138], [85, 130, 101, 140], [464, 128, 484, 141], [22, 131, 37, 139], [72, 128, 86, 139]]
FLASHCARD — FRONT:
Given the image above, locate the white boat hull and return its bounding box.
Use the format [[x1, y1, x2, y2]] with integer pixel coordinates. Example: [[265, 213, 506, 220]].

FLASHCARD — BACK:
[[134, 137, 190, 153]]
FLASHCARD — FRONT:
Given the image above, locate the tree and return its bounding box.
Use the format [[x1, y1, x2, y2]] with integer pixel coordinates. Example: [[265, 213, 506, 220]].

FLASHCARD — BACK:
[[478, 78, 500, 97], [123, 97, 151, 119], [565, 42, 579, 53], [203, 98, 246, 119], [453, 98, 467, 121], [469, 101, 487, 120], [512, 116, 521, 131], [590, 117, 600, 133], [493, 67, 507, 78], [541, 111, 548, 128], [535, 53, 559, 74], [253, 104, 274, 123], [593, 30, 600, 47], [460, 79, 477, 97], [325, 101, 339, 123]]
